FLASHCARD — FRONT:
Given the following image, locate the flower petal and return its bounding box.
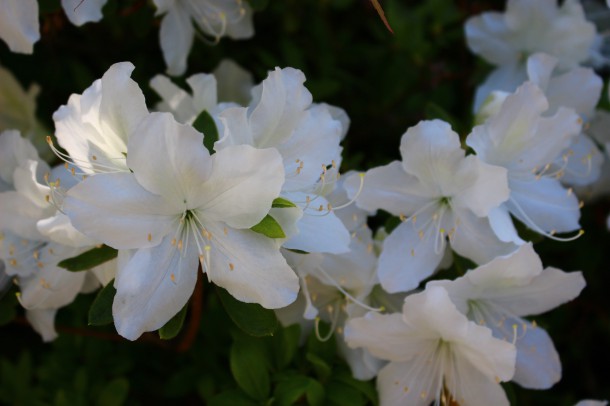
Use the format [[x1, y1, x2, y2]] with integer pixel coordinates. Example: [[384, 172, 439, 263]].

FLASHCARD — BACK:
[[204, 224, 299, 309], [64, 172, 177, 249], [128, 112, 212, 208], [378, 221, 445, 293], [158, 6, 194, 76], [25, 308, 58, 342], [113, 234, 198, 340], [0, 0, 39, 54], [195, 145, 284, 229], [61, 0, 107, 26]]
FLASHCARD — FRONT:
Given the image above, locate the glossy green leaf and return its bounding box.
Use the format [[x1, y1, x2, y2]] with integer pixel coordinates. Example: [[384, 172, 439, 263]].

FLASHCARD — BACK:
[[192, 110, 218, 154], [250, 215, 286, 239], [57, 245, 117, 272], [97, 378, 129, 406], [271, 197, 297, 208], [216, 286, 278, 337], [158, 303, 188, 340], [88, 281, 116, 326], [274, 375, 325, 406], [230, 338, 270, 401]]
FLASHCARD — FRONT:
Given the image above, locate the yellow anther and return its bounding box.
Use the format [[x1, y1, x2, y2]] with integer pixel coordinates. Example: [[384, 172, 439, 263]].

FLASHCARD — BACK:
[[178, 240, 183, 251], [411, 249, 415, 256], [399, 214, 407, 222], [171, 238, 176, 246], [37, 261, 44, 268], [532, 320, 537, 328], [46, 136, 52, 145], [204, 245, 211, 251], [229, 263, 235, 271], [9, 259, 17, 266], [418, 230, 424, 240], [224, 227, 228, 236], [420, 391, 427, 399], [92, 155, 97, 161], [64, 162, 69, 170], [45, 195, 50, 203], [318, 205, 324, 212], [147, 233, 152, 242], [33, 251, 39, 260], [331, 160, 336, 168], [71, 167, 76, 176], [170, 273, 176, 283]]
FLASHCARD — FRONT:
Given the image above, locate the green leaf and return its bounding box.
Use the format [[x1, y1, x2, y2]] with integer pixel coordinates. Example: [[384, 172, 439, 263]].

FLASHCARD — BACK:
[[97, 378, 129, 406], [217, 287, 278, 337], [270, 324, 301, 370], [158, 303, 188, 340], [271, 197, 297, 208], [326, 380, 366, 406], [333, 369, 378, 406], [230, 337, 271, 401], [208, 389, 258, 406], [246, 0, 269, 11], [306, 353, 332, 381], [88, 280, 116, 326], [57, 245, 117, 272], [274, 375, 325, 406], [192, 110, 218, 154], [250, 215, 286, 238]]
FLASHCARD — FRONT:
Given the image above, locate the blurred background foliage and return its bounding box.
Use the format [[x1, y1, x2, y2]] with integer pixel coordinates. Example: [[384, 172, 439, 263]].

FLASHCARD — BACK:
[[0, 0, 609, 404]]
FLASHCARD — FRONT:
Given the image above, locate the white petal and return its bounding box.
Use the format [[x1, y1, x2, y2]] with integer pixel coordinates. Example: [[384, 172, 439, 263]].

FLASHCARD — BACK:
[[344, 163, 429, 217], [545, 67, 602, 118], [248, 67, 312, 148], [62, 0, 107, 26], [376, 359, 439, 406], [336, 336, 384, 381], [195, 145, 284, 229], [0, 0, 39, 54], [187, 73, 218, 113], [283, 200, 350, 254], [345, 312, 424, 361], [450, 209, 518, 265], [525, 53, 558, 92], [446, 354, 510, 406], [465, 12, 517, 66], [150, 74, 197, 123], [452, 156, 509, 218], [511, 319, 560, 389], [25, 309, 58, 342], [37, 212, 98, 247], [492, 267, 586, 317], [507, 176, 580, 233], [128, 112, 213, 207], [113, 235, 198, 340], [0, 130, 39, 187], [204, 224, 299, 309], [559, 134, 604, 186], [473, 64, 528, 114], [399, 120, 463, 184], [278, 104, 342, 192], [64, 172, 177, 249], [19, 245, 86, 309], [488, 205, 524, 244], [159, 6, 194, 76], [378, 221, 445, 293]]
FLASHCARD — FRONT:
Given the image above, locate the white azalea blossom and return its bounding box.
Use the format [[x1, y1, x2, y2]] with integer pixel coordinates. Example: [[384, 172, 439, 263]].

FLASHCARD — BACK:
[[429, 243, 586, 389], [217, 67, 351, 254], [466, 0, 597, 111], [468, 82, 583, 244], [153, 0, 254, 76], [345, 119, 516, 293], [64, 112, 299, 340], [345, 286, 516, 406]]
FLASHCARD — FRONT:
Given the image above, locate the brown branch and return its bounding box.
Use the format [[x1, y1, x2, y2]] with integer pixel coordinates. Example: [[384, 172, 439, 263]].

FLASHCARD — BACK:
[[369, 0, 394, 34], [175, 265, 204, 353]]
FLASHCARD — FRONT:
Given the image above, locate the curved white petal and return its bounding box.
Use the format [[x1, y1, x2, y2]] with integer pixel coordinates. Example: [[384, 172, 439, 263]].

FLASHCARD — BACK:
[[62, 0, 107, 26], [344, 163, 429, 217], [204, 224, 299, 309], [508, 176, 580, 233], [0, 130, 39, 187], [378, 221, 445, 293], [128, 112, 212, 207], [450, 209, 518, 265], [465, 12, 517, 66], [488, 205, 524, 244], [64, 172, 177, 249], [213, 59, 254, 105], [37, 212, 98, 248], [473, 64, 527, 114], [446, 354, 510, 406], [113, 234, 198, 340], [25, 308, 58, 342], [159, 6, 194, 76], [0, 0, 39, 54], [248, 67, 313, 148], [195, 145, 284, 229]]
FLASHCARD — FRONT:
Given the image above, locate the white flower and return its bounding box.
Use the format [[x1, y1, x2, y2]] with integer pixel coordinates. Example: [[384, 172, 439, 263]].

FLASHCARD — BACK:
[[345, 286, 516, 406], [345, 119, 515, 292], [466, 0, 596, 111], [51, 62, 148, 175], [217, 67, 350, 254], [429, 243, 586, 389], [467, 82, 583, 244], [153, 0, 254, 76], [64, 112, 299, 340]]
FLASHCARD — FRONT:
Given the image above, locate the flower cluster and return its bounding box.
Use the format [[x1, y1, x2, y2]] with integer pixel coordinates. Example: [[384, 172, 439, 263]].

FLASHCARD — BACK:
[[0, 0, 608, 405]]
